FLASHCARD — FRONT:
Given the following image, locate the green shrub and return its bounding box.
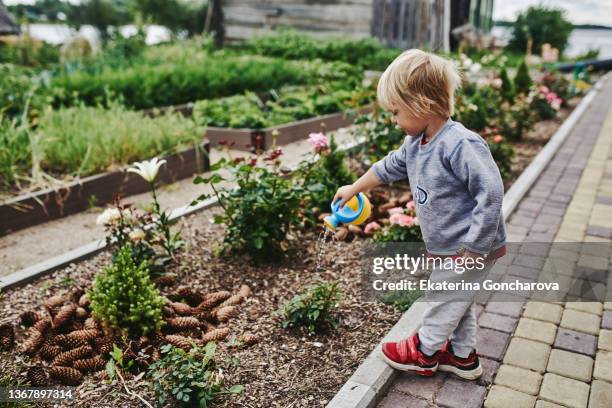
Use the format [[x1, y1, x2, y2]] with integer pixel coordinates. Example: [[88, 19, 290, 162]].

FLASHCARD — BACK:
[[35, 101, 200, 177], [352, 109, 406, 167], [498, 94, 535, 141], [279, 281, 341, 333], [51, 55, 359, 110], [500, 68, 514, 102], [0, 64, 39, 118], [383, 289, 423, 311], [193, 155, 304, 261], [508, 5, 573, 55], [487, 136, 515, 181], [149, 342, 243, 407], [514, 61, 532, 95], [0, 116, 31, 189], [89, 245, 165, 337]]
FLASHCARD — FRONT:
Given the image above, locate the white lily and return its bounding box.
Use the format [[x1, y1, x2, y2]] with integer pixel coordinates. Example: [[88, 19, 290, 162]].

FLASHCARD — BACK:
[[127, 157, 167, 183], [96, 207, 121, 225]]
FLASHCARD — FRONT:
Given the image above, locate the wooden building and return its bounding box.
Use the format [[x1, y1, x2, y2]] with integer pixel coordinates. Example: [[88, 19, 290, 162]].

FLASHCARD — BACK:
[[223, 0, 494, 52], [0, 2, 19, 36]]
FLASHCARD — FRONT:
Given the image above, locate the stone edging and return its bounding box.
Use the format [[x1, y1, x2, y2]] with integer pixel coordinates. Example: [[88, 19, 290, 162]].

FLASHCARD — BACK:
[[325, 74, 608, 408]]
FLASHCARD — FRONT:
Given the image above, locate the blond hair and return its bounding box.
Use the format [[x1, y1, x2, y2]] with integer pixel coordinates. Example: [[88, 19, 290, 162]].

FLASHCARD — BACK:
[[377, 49, 461, 118]]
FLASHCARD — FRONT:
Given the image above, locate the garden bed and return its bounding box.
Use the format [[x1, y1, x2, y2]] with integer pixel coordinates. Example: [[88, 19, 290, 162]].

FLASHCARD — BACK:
[[0, 141, 210, 236]]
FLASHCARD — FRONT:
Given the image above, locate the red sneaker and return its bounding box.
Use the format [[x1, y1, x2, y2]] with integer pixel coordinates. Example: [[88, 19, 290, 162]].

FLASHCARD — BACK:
[[380, 333, 438, 376], [438, 341, 483, 380]]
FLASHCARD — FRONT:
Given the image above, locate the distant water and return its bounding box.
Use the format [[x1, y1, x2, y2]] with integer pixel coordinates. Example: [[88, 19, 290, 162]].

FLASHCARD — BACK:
[[492, 26, 612, 59], [21, 23, 171, 46]]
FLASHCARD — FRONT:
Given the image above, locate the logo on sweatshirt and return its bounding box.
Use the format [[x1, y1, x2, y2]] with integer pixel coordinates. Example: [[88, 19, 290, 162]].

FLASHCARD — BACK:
[[415, 186, 428, 205]]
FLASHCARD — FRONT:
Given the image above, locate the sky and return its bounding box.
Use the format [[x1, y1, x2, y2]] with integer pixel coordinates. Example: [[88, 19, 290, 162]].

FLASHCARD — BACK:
[[3, 0, 612, 27]]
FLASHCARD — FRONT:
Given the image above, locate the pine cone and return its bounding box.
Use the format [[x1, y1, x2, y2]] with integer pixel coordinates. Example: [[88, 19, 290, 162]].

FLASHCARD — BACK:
[[238, 284, 251, 298], [0, 323, 15, 350], [67, 329, 98, 342], [201, 321, 216, 333], [49, 366, 83, 386], [151, 348, 161, 361], [78, 294, 90, 308], [214, 306, 237, 323], [27, 367, 48, 387], [73, 357, 106, 373], [152, 332, 166, 345], [70, 287, 85, 303], [239, 333, 260, 347], [52, 345, 92, 366], [22, 329, 45, 355], [55, 334, 89, 351], [153, 274, 176, 287], [53, 304, 77, 327], [44, 295, 65, 314], [19, 311, 43, 327], [169, 302, 194, 316], [176, 286, 204, 306], [83, 318, 101, 331], [195, 291, 231, 311], [137, 336, 150, 349], [219, 294, 244, 308], [32, 319, 51, 335], [166, 317, 200, 331], [201, 328, 230, 344], [75, 307, 88, 319], [39, 342, 63, 361], [162, 305, 176, 317], [165, 335, 196, 351], [94, 337, 113, 356], [195, 310, 213, 322]]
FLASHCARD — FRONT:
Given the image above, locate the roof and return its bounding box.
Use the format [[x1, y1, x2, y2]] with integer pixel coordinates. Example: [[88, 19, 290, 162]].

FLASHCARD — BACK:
[[0, 3, 19, 35]]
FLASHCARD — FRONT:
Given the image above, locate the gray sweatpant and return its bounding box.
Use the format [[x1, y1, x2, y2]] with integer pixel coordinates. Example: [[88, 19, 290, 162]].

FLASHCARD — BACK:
[[418, 258, 498, 358]]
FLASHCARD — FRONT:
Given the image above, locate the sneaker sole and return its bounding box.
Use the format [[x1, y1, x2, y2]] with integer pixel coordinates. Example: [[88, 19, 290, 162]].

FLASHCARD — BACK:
[[380, 350, 438, 376], [438, 363, 483, 380]]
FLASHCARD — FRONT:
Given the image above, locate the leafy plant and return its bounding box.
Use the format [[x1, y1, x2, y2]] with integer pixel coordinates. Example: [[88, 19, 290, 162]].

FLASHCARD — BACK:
[[514, 61, 533, 95], [279, 281, 341, 333], [193, 149, 304, 261], [487, 136, 515, 181], [373, 202, 423, 243], [383, 289, 423, 311], [89, 245, 165, 337], [105, 344, 135, 379], [149, 342, 243, 407], [508, 5, 573, 55], [352, 109, 406, 167], [0, 115, 32, 189], [499, 67, 514, 102]]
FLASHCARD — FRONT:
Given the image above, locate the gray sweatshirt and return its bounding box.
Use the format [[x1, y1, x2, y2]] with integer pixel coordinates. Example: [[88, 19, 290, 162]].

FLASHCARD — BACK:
[[372, 118, 506, 255]]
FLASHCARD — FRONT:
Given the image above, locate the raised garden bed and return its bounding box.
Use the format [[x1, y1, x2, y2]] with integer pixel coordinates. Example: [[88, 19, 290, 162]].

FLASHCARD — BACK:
[[0, 141, 210, 236]]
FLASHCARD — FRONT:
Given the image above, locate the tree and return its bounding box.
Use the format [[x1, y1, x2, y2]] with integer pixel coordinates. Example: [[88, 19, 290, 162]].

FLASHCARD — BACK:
[[67, 0, 132, 39], [508, 5, 573, 55], [133, 0, 207, 35]]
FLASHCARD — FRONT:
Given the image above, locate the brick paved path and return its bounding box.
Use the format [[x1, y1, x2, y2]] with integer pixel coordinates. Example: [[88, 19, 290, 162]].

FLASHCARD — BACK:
[[377, 75, 612, 408]]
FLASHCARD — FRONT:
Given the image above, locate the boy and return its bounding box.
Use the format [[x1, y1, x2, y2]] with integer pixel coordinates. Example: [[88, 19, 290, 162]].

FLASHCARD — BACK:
[[333, 49, 506, 380]]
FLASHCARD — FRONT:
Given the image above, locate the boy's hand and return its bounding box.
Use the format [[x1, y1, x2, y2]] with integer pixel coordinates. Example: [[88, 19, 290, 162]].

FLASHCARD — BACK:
[[333, 185, 357, 208]]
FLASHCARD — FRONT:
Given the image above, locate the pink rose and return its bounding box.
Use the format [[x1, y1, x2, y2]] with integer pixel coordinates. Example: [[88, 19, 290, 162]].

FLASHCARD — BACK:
[[308, 132, 329, 153], [539, 86, 550, 94], [388, 207, 404, 215], [405, 201, 416, 211], [390, 213, 414, 227], [493, 135, 504, 143], [551, 98, 562, 110], [364, 221, 381, 235]]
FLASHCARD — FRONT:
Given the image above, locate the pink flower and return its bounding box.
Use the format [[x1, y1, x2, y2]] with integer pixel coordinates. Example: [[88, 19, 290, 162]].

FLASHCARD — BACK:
[[539, 86, 550, 94], [364, 221, 381, 234], [390, 213, 414, 227], [493, 135, 504, 143], [405, 201, 416, 211], [308, 132, 329, 153], [551, 97, 562, 110], [388, 207, 404, 215]]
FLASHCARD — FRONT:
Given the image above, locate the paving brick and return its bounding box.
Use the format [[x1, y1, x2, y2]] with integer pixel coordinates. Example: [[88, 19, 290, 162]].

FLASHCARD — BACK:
[[513, 254, 547, 270], [605, 302, 612, 311], [435, 377, 486, 408], [503, 337, 551, 373], [574, 266, 608, 283], [484, 385, 537, 408], [539, 373, 589, 408], [554, 328, 598, 357], [476, 328, 510, 361], [594, 351, 612, 382], [515, 318, 557, 344], [523, 301, 563, 324], [577, 253, 609, 270], [560, 308, 601, 335], [598, 329, 612, 351], [535, 401, 565, 408], [507, 265, 541, 280], [377, 391, 431, 408], [485, 294, 526, 318], [589, 380, 612, 408], [603, 311, 612, 329], [478, 357, 500, 386], [478, 312, 518, 333], [564, 301, 604, 315], [546, 349, 593, 382], [392, 372, 446, 401], [585, 225, 612, 239], [494, 364, 542, 395]]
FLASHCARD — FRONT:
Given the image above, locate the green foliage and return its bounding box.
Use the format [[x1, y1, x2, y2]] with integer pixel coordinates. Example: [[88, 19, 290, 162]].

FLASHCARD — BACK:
[[0, 64, 39, 118], [383, 289, 423, 312], [134, 0, 208, 35], [149, 342, 243, 407], [352, 109, 406, 167], [279, 281, 341, 334], [193, 155, 304, 261], [514, 61, 532, 95], [105, 344, 135, 379], [0, 39, 60, 68], [487, 137, 515, 181], [0, 372, 34, 408], [498, 94, 535, 141], [374, 223, 423, 242], [508, 5, 573, 55], [297, 134, 356, 212], [35, 100, 200, 177], [499, 68, 514, 102], [539, 71, 572, 102], [67, 0, 133, 39], [89, 245, 165, 337], [0, 116, 31, 189], [50, 55, 359, 110], [244, 29, 401, 70]]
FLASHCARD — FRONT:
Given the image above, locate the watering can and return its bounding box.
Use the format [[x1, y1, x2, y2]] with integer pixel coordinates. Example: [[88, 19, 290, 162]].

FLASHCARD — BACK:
[[323, 192, 372, 231]]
